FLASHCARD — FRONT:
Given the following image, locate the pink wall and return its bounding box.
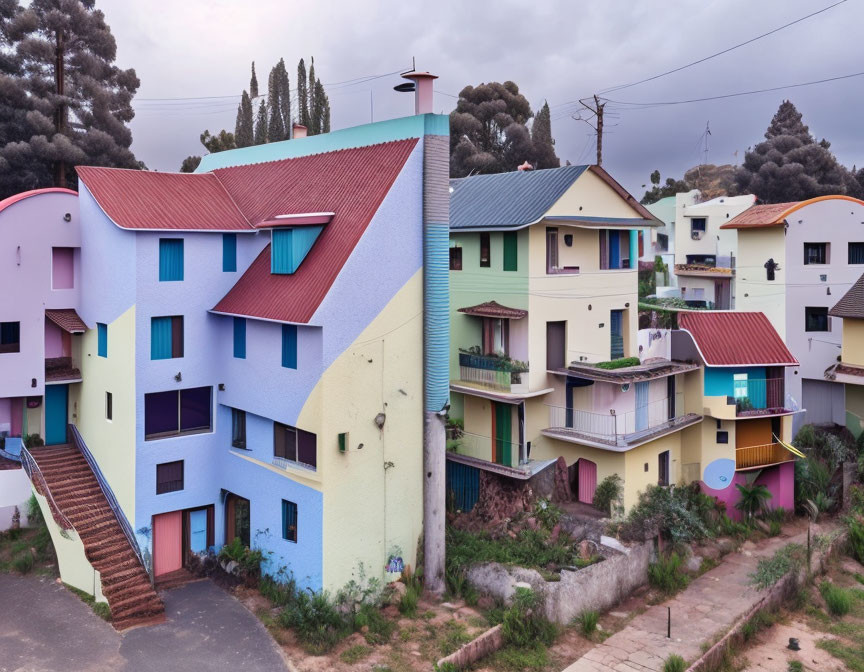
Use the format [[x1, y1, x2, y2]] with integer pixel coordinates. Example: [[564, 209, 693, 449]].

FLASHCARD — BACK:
[[701, 461, 795, 521], [51, 247, 74, 289], [44, 319, 64, 358], [592, 381, 635, 415]]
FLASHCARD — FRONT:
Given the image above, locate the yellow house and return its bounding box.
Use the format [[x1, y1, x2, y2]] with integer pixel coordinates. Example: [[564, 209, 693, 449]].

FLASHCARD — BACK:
[[826, 272, 864, 439]]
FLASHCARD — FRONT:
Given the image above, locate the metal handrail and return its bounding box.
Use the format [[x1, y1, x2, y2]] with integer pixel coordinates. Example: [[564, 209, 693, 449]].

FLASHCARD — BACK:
[[19, 445, 74, 531], [69, 424, 148, 575]]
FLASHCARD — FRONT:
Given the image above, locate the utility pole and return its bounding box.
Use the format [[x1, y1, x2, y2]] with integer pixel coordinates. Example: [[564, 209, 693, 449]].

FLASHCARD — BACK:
[[571, 94, 607, 166]]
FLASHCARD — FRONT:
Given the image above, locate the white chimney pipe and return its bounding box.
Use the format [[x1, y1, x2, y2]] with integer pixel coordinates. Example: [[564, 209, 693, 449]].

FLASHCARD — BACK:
[[401, 70, 438, 115], [293, 123, 307, 139]]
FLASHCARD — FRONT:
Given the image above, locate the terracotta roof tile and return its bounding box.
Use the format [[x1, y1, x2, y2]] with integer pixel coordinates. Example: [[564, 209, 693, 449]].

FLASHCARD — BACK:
[[678, 312, 797, 366], [45, 309, 87, 333], [830, 273, 864, 319], [720, 202, 798, 229], [457, 301, 527, 319]]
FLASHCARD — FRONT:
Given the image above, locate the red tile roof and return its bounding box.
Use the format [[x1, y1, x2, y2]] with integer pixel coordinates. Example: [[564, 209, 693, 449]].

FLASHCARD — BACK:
[[829, 272, 864, 320], [45, 309, 87, 333], [721, 196, 864, 229], [678, 312, 798, 366], [457, 301, 528, 319], [75, 167, 252, 231], [211, 139, 418, 323]]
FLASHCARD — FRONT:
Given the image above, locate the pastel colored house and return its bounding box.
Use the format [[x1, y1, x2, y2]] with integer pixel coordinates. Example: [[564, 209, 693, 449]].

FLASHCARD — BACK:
[[826, 273, 864, 439], [644, 194, 679, 295], [673, 311, 799, 519], [3, 102, 449, 625], [723, 196, 864, 432], [445, 164, 706, 512], [672, 192, 755, 309]]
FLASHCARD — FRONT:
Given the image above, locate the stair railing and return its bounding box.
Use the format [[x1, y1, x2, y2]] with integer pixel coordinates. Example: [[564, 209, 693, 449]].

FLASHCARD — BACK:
[[69, 424, 148, 576], [19, 445, 74, 533]]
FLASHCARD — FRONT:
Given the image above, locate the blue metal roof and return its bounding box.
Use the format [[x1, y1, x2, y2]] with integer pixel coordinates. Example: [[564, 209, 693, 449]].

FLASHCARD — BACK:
[[449, 165, 589, 230]]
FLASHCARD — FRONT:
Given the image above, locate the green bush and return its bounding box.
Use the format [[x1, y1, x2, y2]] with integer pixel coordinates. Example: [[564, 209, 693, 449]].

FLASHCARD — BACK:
[[734, 482, 772, 521], [12, 550, 34, 574], [621, 485, 710, 543], [278, 591, 348, 654], [787, 661, 803, 672], [259, 574, 297, 606], [354, 603, 395, 645], [820, 581, 852, 617], [398, 585, 419, 617], [501, 587, 556, 648], [749, 543, 805, 590], [648, 553, 688, 595], [593, 475, 623, 516], [23, 433, 44, 448], [718, 513, 751, 539], [768, 519, 782, 537], [662, 654, 686, 672], [578, 610, 598, 636], [533, 498, 563, 530], [595, 357, 641, 370], [848, 517, 864, 564], [218, 537, 246, 563]]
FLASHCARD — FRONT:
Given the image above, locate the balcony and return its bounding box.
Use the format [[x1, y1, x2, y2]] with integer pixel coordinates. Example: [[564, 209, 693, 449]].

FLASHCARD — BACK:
[[45, 357, 82, 384], [542, 393, 702, 450], [735, 442, 795, 470], [457, 351, 529, 394], [733, 378, 791, 417]]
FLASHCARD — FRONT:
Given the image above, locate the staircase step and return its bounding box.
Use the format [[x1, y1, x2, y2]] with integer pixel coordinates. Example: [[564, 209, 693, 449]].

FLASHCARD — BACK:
[[110, 594, 163, 620], [50, 484, 102, 499], [103, 571, 150, 594], [112, 611, 166, 632]]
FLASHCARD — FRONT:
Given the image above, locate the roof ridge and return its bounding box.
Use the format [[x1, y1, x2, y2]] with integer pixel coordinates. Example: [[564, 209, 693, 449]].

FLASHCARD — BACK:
[[210, 171, 254, 229]]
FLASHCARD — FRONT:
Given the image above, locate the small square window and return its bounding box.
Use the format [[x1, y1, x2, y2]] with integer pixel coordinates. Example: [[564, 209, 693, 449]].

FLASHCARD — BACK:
[[0, 321, 21, 354], [805, 307, 829, 332], [106, 392, 113, 421], [849, 242, 864, 264], [690, 218, 706, 234], [158, 239, 184, 281], [479, 233, 490, 268], [156, 460, 184, 494], [449, 247, 462, 271], [717, 431, 729, 444], [282, 499, 298, 542], [338, 432, 348, 453], [804, 242, 828, 265], [151, 316, 184, 360]]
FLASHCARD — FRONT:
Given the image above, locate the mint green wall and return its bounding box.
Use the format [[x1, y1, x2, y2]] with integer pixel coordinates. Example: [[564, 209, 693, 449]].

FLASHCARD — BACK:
[[449, 230, 529, 378]]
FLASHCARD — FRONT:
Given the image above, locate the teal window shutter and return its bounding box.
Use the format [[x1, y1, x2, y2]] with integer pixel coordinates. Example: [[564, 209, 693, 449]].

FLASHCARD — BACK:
[[503, 232, 518, 271], [282, 499, 297, 542], [151, 317, 173, 360], [97, 323, 107, 358], [159, 239, 184, 281], [233, 317, 246, 359], [222, 234, 237, 272], [272, 229, 293, 274], [281, 324, 297, 369]]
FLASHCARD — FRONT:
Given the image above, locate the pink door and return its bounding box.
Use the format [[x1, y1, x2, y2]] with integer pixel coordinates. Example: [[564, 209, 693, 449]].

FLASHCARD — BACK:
[[153, 511, 183, 577], [578, 459, 597, 504]]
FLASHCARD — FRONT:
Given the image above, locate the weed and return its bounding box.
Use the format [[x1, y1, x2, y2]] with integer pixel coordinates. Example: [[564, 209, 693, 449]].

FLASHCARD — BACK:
[[398, 585, 419, 617], [749, 543, 805, 590], [533, 498, 563, 530], [768, 519, 782, 537], [818, 637, 864, 672], [742, 610, 775, 641], [577, 610, 598, 636], [501, 587, 556, 648], [434, 663, 459, 672], [662, 654, 686, 672], [820, 581, 852, 617], [355, 603, 396, 645], [489, 644, 549, 670], [648, 553, 688, 595], [259, 574, 296, 607], [848, 516, 864, 564], [787, 661, 804, 672], [278, 591, 348, 655], [63, 583, 112, 621], [340, 644, 372, 664], [854, 573, 864, 586], [12, 550, 34, 574], [439, 619, 472, 656]]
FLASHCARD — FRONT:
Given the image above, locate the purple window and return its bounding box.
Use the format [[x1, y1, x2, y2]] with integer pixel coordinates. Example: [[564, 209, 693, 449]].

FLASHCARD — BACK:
[[145, 387, 211, 440], [180, 387, 211, 432]]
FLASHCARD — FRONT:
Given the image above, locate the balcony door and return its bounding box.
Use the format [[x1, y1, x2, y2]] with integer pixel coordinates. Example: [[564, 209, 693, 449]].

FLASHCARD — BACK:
[[482, 318, 508, 356], [635, 382, 649, 432], [44, 384, 68, 445], [492, 402, 511, 466], [546, 321, 565, 371]]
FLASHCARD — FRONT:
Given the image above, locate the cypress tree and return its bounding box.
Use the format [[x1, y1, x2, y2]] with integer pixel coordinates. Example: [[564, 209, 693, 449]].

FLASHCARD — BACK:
[[250, 61, 258, 99], [532, 101, 560, 169], [312, 78, 330, 135], [234, 90, 254, 148], [308, 58, 317, 134], [254, 99, 268, 145], [274, 58, 291, 139], [267, 65, 284, 142], [297, 57, 309, 128]]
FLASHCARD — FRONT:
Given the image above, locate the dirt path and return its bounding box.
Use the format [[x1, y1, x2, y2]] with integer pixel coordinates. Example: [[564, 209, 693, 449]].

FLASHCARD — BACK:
[[561, 521, 837, 672]]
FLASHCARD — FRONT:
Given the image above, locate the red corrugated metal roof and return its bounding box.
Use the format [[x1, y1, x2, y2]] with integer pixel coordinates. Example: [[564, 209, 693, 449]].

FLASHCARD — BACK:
[[45, 309, 87, 333], [75, 167, 252, 231], [678, 312, 798, 366], [211, 138, 419, 323]]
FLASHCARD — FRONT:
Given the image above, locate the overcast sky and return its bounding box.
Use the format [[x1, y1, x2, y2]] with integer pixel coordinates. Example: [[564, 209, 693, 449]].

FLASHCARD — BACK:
[[101, 0, 864, 196]]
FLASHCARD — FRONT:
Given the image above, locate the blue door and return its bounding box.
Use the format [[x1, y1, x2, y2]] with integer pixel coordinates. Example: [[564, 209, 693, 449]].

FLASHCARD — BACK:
[[608, 231, 620, 269], [44, 384, 68, 445], [635, 382, 649, 432], [189, 509, 207, 554]]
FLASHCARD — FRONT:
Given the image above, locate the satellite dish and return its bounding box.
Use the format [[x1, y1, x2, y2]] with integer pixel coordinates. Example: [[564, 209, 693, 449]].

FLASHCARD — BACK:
[[394, 82, 415, 93]]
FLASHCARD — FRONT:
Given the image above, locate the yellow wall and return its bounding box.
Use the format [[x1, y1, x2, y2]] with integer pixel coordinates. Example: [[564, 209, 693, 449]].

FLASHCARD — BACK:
[[544, 169, 645, 219], [622, 433, 681, 511], [531, 434, 624, 488], [735, 227, 787, 338], [307, 271, 424, 591], [842, 320, 864, 367], [76, 305, 137, 523], [847, 385, 864, 437]]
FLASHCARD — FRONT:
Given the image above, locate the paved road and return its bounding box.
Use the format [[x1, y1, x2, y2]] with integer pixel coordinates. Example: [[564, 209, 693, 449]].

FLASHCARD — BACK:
[[562, 522, 836, 672], [0, 574, 288, 672]]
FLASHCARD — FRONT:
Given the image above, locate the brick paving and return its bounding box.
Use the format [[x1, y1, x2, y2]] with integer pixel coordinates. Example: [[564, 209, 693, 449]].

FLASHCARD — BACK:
[[561, 524, 830, 672]]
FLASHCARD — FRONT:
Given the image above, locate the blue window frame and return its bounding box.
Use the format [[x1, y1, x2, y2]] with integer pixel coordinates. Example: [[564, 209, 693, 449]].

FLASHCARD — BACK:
[[282, 499, 297, 542], [281, 324, 297, 369], [233, 317, 246, 359], [97, 323, 107, 358], [223, 234, 237, 272], [159, 238, 184, 281], [151, 316, 183, 360]]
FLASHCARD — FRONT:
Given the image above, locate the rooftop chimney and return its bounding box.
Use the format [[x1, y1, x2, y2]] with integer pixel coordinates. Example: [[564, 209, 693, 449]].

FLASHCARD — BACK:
[[517, 161, 534, 171], [401, 70, 438, 115], [293, 123, 307, 139]]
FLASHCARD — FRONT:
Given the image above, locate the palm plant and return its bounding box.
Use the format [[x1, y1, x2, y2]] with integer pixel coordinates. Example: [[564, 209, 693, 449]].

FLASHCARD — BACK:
[[735, 482, 772, 521]]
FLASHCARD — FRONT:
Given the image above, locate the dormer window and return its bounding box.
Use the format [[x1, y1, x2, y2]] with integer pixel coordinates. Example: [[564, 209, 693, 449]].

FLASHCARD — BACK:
[[256, 212, 334, 275]]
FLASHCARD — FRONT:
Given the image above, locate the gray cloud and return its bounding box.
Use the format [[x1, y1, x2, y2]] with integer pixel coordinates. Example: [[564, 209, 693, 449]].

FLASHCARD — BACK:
[[102, 0, 864, 196]]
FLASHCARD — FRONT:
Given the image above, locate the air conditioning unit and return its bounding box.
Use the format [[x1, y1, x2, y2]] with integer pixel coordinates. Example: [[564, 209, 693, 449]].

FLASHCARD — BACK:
[[691, 231, 704, 240]]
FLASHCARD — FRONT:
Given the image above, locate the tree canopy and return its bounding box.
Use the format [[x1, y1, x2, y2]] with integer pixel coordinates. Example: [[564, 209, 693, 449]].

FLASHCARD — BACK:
[[449, 81, 559, 177], [0, 0, 141, 198]]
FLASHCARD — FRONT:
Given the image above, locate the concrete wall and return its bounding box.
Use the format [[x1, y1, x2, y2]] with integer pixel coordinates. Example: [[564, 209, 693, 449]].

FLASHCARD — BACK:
[[673, 193, 753, 267], [0, 468, 31, 530]]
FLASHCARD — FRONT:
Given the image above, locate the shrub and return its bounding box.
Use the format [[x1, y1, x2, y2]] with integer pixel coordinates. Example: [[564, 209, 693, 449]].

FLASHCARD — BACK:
[[595, 357, 641, 370], [787, 661, 803, 672], [398, 585, 419, 617], [648, 553, 688, 595], [23, 433, 44, 448], [501, 587, 556, 648], [12, 550, 34, 574], [768, 519, 782, 537], [849, 484, 864, 515], [354, 603, 395, 645], [820, 581, 852, 617], [26, 494, 43, 527], [593, 475, 624, 516], [734, 482, 772, 521], [278, 591, 348, 654], [718, 513, 750, 540], [749, 543, 805, 590], [662, 654, 686, 672], [218, 537, 246, 563], [578, 610, 598, 636], [621, 485, 710, 543], [848, 517, 864, 564], [533, 498, 563, 530], [259, 574, 296, 607]]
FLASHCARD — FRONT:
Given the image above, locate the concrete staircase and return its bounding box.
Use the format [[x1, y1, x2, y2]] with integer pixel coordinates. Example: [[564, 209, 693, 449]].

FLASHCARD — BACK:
[[30, 445, 164, 630]]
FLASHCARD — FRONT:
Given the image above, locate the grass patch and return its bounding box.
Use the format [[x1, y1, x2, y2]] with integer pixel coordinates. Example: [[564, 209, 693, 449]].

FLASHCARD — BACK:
[[648, 553, 688, 595], [340, 644, 372, 664], [398, 585, 419, 617], [64, 583, 112, 621], [787, 661, 804, 672], [820, 581, 853, 617], [741, 610, 776, 642], [818, 638, 864, 672], [595, 357, 641, 370], [577, 610, 598, 637], [488, 644, 549, 670], [749, 543, 805, 590], [355, 603, 396, 645], [438, 619, 472, 656], [662, 654, 686, 672]]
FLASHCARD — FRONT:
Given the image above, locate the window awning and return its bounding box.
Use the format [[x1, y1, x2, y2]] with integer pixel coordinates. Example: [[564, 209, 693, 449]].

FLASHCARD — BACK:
[[45, 309, 87, 334], [457, 301, 527, 320]]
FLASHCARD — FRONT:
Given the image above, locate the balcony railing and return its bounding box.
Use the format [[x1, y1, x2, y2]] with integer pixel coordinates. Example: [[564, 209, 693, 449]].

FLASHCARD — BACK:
[[545, 393, 690, 445], [735, 442, 795, 470], [734, 378, 786, 416], [457, 352, 528, 393]]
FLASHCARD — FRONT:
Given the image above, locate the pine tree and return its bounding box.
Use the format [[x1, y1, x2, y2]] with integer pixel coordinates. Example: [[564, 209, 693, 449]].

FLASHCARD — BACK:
[[308, 58, 318, 134], [267, 65, 284, 142], [249, 61, 258, 99], [274, 58, 291, 139], [3, 0, 140, 192], [254, 99, 268, 145], [179, 155, 201, 173], [297, 57, 309, 128], [200, 129, 235, 153], [320, 80, 331, 134], [531, 101, 560, 170], [234, 90, 254, 148]]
